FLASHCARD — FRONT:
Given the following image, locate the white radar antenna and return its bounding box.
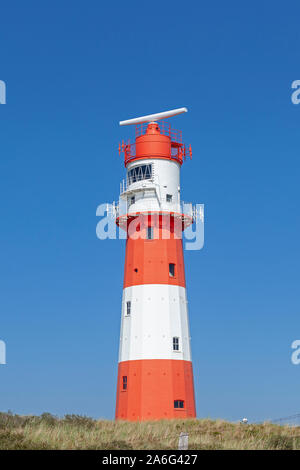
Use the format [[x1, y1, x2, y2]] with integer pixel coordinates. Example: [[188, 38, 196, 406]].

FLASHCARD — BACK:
[[119, 107, 188, 126]]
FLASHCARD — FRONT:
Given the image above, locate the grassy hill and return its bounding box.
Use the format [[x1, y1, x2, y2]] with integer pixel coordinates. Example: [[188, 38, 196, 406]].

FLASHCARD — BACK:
[[0, 412, 299, 450]]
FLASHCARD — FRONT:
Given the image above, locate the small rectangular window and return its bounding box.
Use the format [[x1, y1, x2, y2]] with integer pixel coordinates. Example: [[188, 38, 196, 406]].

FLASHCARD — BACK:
[[169, 263, 175, 277], [122, 376, 127, 390], [130, 196, 135, 205], [166, 194, 172, 203], [126, 301, 131, 316], [146, 227, 153, 240], [173, 337, 179, 351], [174, 400, 184, 409]]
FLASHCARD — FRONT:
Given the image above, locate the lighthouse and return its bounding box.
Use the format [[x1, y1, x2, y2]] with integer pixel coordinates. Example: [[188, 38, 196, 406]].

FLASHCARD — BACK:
[[115, 108, 196, 421]]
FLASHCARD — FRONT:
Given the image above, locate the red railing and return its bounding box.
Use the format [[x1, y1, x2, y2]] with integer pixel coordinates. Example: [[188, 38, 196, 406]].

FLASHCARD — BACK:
[[135, 120, 182, 144], [123, 142, 187, 165], [118, 120, 192, 166]]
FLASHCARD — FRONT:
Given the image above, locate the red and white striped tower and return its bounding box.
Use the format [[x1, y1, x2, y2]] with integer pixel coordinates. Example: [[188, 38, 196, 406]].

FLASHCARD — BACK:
[[115, 108, 196, 421]]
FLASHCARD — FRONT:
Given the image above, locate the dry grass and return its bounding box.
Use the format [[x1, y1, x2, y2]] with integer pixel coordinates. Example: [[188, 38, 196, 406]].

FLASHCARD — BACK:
[[0, 412, 299, 450]]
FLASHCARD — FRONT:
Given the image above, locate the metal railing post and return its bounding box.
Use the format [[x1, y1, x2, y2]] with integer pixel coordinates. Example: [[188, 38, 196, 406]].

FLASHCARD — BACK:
[[178, 432, 189, 450]]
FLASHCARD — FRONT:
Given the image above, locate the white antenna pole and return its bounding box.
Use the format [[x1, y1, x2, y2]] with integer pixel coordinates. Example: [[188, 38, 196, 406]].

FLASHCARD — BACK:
[[119, 107, 188, 126]]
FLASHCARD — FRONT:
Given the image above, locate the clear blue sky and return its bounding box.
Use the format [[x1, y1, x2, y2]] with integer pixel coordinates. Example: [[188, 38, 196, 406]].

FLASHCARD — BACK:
[[0, 1, 299, 422]]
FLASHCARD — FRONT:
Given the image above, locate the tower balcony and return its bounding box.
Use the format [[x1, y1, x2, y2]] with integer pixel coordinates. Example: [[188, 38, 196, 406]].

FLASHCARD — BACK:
[[109, 200, 201, 231]]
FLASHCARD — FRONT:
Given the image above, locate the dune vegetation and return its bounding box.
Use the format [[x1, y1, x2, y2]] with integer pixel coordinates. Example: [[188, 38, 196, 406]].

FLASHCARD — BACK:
[[0, 412, 299, 450]]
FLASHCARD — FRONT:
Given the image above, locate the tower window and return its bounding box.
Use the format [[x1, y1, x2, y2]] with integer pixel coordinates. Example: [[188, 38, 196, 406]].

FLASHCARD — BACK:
[[127, 164, 152, 185], [126, 301, 131, 316], [122, 376, 127, 390], [174, 400, 184, 409], [130, 196, 135, 205], [146, 227, 154, 240], [169, 263, 175, 277], [173, 337, 179, 351], [166, 194, 172, 203]]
